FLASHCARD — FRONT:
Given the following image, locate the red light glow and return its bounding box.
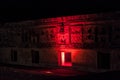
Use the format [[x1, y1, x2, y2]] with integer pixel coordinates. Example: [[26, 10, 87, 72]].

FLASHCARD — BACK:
[[61, 52, 65, 65], [39, 16, 88, 67]]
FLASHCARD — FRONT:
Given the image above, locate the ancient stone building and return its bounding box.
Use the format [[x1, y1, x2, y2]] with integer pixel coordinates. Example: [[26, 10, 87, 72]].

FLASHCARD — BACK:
[[0, 11, 120, 72]]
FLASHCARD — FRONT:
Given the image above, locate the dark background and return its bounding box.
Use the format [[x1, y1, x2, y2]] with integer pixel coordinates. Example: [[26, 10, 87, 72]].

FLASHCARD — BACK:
[[0, 0, 120, 22]]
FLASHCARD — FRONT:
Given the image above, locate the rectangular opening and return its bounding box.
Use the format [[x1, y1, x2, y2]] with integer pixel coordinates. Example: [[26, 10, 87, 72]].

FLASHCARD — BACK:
[[31, 50, 39, 63], [59, 51, 72, 67], [97, 52, 110, 69], [11, 50, 17, 62]]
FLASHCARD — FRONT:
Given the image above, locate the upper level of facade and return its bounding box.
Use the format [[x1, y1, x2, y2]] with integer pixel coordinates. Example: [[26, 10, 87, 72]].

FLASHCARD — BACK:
[[0, 11, 120, 49]]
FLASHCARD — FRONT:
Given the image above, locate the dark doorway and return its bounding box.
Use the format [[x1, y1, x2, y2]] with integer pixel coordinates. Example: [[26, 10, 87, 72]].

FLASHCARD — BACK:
[[60, 52, 72, 66], [97, 52, 110, 69], [31, 50, 39, 63], [65, 52, 72, 62], [11, 50, 17, 62]]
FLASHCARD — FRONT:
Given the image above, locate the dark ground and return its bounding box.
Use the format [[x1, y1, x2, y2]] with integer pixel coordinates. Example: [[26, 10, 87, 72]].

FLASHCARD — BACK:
[[0, 64, 120, 80]]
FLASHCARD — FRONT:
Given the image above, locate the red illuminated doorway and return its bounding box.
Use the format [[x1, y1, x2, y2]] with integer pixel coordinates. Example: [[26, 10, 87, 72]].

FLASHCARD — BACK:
[[59, 52, 72, 67]]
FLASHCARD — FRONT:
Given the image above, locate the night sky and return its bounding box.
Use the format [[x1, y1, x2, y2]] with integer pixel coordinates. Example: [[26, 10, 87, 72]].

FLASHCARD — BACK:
[[0, 0, 120, 22]]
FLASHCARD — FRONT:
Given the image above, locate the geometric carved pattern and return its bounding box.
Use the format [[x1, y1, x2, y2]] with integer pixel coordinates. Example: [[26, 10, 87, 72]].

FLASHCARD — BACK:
[[71, 34, 82, 43]]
